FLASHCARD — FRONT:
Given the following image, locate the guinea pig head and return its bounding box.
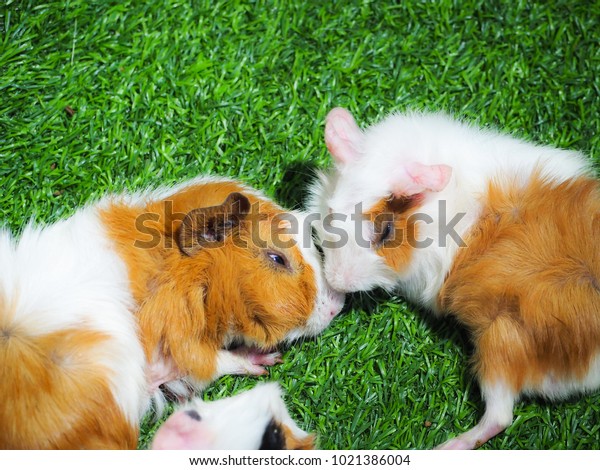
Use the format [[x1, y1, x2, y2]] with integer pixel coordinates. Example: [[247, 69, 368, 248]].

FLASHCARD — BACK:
[[177, 192, 344, 349], [309, 107, 453, 293], [151, 382, 314, 450]]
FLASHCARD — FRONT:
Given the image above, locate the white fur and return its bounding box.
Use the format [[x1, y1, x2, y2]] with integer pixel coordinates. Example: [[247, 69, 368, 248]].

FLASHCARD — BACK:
[[309, 111, 591, 309]]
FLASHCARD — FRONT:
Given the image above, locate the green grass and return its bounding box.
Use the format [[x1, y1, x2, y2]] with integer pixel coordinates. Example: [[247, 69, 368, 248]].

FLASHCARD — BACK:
[[2, 0, 600, 450]]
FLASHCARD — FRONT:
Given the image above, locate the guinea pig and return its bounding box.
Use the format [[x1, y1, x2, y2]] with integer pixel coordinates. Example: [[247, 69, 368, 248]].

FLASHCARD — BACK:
[[309, 107, 600, 449], [151, 382, 314, 450], [0, 176, 344, 449]]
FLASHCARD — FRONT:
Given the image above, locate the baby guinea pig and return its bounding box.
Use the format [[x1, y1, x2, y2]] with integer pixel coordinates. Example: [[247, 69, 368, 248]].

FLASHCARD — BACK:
[[309, 107, 600, 449], [0, 176, 344, 449], [151, 382, 314, 450]]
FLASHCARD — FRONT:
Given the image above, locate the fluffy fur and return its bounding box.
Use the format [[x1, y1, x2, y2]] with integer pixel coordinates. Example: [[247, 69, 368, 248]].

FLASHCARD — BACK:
[[309, 107, 599, 449], [151, 382, 315, 450], [0, 177, 344, 449]]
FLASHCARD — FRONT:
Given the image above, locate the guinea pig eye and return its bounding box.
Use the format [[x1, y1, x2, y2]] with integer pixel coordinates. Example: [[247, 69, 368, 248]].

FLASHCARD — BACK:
[[375, 221, 394, 245], [267, 251, 288, 268]]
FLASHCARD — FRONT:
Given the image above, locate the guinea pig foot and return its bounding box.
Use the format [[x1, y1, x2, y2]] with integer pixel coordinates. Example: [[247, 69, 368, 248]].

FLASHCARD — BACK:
[[230, 346, 283, 367], [215, 349, 279, 378], [435, 436, 474, 450], [435, 421, 507, 450], [232, 357, 269, 377]]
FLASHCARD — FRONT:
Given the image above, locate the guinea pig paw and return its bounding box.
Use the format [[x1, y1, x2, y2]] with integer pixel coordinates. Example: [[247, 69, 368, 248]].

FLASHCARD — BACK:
[[230, 346, 283, 367], [247, 350, 283, 367], [241, 363, 269, 376], [216, 349, 279, 378]]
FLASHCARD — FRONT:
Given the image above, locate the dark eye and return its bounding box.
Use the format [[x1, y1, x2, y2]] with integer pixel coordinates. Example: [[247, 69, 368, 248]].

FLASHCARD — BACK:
[[377, 221, 393, 245], [267, 251, 288, 267]]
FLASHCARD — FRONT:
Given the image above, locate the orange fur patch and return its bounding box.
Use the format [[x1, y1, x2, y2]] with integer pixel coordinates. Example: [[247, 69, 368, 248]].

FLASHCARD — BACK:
[[439, 176, 600, 391], [281, 424, 316, 450], [0, 299, 137, 449], [100, 182, 316, 381]]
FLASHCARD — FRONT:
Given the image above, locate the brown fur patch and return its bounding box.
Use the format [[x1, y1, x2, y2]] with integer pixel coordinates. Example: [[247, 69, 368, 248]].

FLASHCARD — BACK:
[[0, 299, 137, 449], [439, 176, 600, 391], [100, 181, 316, 380], [365, 195, 422, 272]]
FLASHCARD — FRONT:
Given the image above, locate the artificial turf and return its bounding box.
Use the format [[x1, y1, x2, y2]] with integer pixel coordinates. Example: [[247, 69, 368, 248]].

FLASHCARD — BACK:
[[1, 0, 599, 450]]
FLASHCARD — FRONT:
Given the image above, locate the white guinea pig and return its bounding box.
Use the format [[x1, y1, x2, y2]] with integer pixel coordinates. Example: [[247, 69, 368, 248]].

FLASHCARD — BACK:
[[0, 176, 344, 449], [309, 107, 600, 449], [151, 382, 314, 450]]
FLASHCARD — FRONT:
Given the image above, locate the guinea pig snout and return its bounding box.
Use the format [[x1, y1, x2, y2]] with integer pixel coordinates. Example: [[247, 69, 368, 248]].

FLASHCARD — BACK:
[[151, 409, 212, 450]]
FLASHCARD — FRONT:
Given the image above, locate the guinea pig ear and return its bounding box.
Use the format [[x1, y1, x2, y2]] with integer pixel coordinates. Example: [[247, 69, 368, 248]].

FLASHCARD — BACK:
[[390, 161, 452, 197], [325, 107, 363, 165], [178, 192, 251, 257]]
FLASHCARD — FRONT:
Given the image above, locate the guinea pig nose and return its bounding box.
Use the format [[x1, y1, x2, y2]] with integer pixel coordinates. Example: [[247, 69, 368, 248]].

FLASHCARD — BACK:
[[185, 409, 202, 421]]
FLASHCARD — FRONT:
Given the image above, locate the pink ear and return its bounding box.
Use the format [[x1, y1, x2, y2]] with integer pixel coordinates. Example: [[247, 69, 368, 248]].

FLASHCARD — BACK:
[[392, 162, 452, 197], [325, 107, 362, 165]]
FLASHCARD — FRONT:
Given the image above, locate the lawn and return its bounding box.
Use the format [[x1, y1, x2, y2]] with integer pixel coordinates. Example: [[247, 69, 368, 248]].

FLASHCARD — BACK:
[[1, 0, 599, 450]]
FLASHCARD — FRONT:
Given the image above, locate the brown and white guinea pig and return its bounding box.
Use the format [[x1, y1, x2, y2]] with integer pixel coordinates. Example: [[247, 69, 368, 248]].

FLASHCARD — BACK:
[[309, 107, 600, 449], [151, 382, 314, 450], [0, 176, 344, 449]]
